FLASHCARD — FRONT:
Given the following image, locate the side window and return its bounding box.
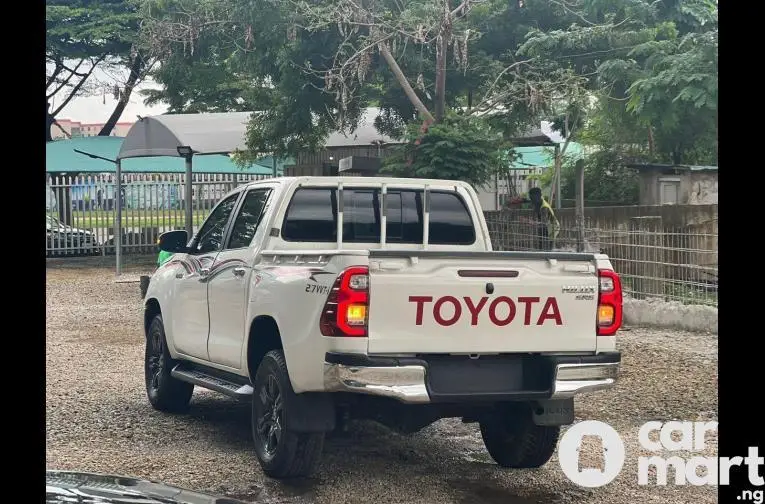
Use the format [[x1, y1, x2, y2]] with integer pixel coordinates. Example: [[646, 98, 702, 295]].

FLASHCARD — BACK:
[[386, 190, 423, 244], [281, 188, 336, 241], [344, 190, 379, 242], [227, 189, 272, 249], [428, 191, 476, 245], [191, 193, 240, 254]]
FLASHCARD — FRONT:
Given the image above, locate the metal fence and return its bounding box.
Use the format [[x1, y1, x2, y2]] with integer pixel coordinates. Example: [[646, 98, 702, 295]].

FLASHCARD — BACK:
[[485, 210, 718, 307], [46, 173, 274, 256], [45, 175, 718, 307]]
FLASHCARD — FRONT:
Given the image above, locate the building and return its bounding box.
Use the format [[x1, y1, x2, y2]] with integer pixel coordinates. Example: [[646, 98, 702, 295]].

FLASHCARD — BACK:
[[51, 119, 134, 139], [628, 163, 719, 205], [282, 107, 580, 210]]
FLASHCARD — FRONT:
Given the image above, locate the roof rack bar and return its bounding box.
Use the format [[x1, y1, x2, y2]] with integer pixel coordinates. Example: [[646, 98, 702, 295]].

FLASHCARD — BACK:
[[423, 184, 430, 249], [380, 183, 387, 248], [337, 181, 344, 250]]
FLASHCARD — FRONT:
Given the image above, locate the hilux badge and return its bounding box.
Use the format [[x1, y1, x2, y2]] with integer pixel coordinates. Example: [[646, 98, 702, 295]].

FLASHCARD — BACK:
[[562, 285, 596, 294]]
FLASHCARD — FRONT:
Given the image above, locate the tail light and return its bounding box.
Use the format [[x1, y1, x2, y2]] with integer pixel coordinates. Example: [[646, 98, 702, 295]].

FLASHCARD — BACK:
[[320, 266, 369, 337], [597, 269, 623, 336]]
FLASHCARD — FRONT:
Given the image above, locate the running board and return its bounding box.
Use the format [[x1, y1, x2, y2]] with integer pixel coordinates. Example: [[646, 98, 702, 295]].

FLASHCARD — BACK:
[[171, 365, 253, 401]]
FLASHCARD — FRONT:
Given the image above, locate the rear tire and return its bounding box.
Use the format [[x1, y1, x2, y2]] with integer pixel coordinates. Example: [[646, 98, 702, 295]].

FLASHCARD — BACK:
[[479, 407, 560, 468], [252, 350, 325, 478], [144, 314, 194, 413]]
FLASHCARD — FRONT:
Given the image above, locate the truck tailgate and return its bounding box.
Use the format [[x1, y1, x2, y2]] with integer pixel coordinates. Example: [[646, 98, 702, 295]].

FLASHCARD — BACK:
[[366, 251, 599, 354]]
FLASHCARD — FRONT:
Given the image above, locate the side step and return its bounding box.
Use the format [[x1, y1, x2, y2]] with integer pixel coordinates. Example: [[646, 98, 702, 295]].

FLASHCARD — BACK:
[[171, 365, 253, 402]]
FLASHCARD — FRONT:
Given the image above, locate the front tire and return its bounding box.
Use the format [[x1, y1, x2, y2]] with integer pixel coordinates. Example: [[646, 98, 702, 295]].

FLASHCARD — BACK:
[[479, 407, 560, 468], [144, 314, 194, 413], [252, 350, 325, 478]]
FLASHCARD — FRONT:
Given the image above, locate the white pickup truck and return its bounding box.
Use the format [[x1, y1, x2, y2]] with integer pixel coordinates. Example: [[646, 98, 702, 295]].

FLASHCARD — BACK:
[[143, 176, 622, 479]]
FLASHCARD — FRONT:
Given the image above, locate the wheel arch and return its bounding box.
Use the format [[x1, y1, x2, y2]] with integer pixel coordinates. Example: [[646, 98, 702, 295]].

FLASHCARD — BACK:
[[144, 298, 162, 338], [246, 315, 285, 383]]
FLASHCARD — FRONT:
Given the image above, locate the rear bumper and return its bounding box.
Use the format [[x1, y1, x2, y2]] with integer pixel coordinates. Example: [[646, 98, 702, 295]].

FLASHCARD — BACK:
[[323, 352, 620, 404]]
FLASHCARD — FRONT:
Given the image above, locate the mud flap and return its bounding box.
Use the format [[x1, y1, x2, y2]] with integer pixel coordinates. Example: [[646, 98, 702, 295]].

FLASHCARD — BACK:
[[531, 399, 575, 426], [283, 392, 336, 433]]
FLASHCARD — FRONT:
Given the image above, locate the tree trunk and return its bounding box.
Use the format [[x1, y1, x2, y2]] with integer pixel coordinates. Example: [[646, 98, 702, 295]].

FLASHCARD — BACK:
[[434, 37, 448, 121], [46, 112, 55, 143], [434, 6, 451, 122], [99, 55, 144, 136], [378, 43, 435, 123], [46, 101, 55, 142]]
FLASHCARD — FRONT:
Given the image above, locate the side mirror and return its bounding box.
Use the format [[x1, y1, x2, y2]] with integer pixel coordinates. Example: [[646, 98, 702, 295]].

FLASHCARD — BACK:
[[158, 230, 188, 253]]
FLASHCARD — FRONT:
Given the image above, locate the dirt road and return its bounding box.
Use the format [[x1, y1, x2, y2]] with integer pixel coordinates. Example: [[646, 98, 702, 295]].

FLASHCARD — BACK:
[[46, 259, 718, 504]]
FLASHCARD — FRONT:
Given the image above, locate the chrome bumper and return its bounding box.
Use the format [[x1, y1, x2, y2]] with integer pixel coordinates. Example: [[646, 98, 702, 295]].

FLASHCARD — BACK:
[[550, 361, 620, 399], [323, 358, 619, 404], [323, 362, 431, 404]]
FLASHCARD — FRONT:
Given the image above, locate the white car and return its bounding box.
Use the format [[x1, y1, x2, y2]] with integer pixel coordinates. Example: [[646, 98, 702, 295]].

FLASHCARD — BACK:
[[46, 215, 99, 256], [143, 176, 623, 478]]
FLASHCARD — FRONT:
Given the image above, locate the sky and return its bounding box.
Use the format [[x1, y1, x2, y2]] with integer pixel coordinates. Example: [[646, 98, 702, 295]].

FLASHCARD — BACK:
[[53, 79, 169, 124]]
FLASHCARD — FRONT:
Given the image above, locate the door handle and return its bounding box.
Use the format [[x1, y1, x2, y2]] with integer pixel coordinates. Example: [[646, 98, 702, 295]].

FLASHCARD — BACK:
[[233, 267, 247, 277], [175, 272, 184, 279]]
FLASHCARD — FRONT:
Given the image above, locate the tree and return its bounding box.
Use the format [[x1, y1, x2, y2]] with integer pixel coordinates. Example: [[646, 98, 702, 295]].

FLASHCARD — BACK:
[[511, 0, 716, 204], [381, 112, 510, 187], [521, 0, 717, 166], [140, 0, 574, 150], [140, 0, 716, 196], [46, 0, 156, 142]]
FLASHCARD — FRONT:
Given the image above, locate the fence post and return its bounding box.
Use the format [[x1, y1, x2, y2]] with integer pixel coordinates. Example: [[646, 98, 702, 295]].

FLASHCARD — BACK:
[[629, 216, 664, 299], [115, 160, 122, 276], [575, 160, 585, 252]]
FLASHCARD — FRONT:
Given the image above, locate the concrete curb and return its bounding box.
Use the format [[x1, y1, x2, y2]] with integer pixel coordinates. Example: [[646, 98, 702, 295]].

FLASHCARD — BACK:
[[623, 298, 718, 334]]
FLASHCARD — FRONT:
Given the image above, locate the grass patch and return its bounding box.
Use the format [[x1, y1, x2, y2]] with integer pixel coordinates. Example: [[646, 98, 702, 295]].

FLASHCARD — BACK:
[[50, 210, 209, 229]]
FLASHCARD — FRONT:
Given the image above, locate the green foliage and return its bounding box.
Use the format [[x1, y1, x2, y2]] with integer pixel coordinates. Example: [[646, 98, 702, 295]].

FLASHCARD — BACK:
[[559, 150, 640, 206], [46, 0, 145, 140], [381, 113, 509, 188], [47, 0, 140, 60], [521, 0, 717, 166], [137, 0, 717, 184], [140, 0, 364, 159]]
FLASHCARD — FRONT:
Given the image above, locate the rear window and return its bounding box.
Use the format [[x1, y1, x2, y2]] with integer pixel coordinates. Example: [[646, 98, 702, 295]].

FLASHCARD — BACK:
[[281, 187, 476, 245]]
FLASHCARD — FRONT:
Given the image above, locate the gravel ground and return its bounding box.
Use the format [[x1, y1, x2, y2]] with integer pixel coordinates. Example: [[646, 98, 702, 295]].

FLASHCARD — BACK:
[[46, 258, 718, 504]]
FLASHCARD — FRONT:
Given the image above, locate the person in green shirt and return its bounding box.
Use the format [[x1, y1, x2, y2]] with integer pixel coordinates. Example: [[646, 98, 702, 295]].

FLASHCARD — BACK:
[[157, 249, 174, 266], [507, 187, 560, 251], [157, 235, 175, 267], [142, 241, 173, 299]]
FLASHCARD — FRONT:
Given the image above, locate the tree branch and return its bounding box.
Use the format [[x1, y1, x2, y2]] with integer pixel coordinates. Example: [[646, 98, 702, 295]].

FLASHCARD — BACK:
[[61, 60, 91, 78], [47, 58, 88, 99], [52, 55, 105, 116], [99, 52, 147, 136], [450, 0, 483, 19], [378, 41, 435, 122], [52, 119, 72, 139], [470, 59, 533, 113], [46, 58, 65, 90]]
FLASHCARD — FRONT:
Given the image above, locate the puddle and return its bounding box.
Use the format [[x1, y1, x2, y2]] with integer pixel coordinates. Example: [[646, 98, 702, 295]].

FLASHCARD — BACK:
[[447, 478, 555, 504]]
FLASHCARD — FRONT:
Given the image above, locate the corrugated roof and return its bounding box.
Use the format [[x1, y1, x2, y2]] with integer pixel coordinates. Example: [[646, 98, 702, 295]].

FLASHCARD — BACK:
[[46, 136, 286, 174], [626, 162, 718, 172], [509, 143, 585, 170], [324, 107, 399, 147]]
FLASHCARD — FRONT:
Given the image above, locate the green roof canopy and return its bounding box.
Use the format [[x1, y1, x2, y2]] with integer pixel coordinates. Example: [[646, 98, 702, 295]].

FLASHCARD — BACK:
[[46, 136, 289, 175]]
